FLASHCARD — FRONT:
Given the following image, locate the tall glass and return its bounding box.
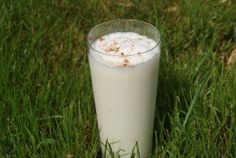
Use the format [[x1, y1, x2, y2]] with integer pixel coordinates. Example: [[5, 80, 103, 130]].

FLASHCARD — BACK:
[[87, 19, 161, 157]]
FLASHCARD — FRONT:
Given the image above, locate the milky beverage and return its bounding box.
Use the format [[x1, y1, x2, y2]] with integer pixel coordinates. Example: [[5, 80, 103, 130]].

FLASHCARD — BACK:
[[89, 32, 160, 157]]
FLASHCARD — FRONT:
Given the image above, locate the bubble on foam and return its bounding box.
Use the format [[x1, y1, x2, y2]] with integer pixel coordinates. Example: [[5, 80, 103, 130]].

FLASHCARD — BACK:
[[90, 32, 159, 67]]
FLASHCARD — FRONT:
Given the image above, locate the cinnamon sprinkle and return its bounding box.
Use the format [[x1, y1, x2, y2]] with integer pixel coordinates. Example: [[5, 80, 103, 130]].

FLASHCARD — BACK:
[[105, 46, 120, 53], [124, 58, 129, 63]]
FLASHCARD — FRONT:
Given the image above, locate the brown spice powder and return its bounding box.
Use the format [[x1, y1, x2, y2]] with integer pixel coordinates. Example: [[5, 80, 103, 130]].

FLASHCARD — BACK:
[[124, 58, 129, 63], [105, 46, 120, 53]]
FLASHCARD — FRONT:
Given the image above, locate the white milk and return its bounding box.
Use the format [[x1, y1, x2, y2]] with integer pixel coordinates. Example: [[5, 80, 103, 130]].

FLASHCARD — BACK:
[[88, 32, 160, 157]]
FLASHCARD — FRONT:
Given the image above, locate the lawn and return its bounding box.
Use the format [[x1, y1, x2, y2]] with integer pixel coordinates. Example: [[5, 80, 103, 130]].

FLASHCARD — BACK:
[[0, 0, 236, 157]]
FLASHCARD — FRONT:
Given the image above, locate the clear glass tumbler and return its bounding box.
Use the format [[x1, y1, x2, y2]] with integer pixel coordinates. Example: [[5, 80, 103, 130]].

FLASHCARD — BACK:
[[87, 19, 161, 158]]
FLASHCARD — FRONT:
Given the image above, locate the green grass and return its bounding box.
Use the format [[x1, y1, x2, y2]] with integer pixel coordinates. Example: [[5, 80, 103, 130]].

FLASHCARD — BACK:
[[0, 0, 236, 157]]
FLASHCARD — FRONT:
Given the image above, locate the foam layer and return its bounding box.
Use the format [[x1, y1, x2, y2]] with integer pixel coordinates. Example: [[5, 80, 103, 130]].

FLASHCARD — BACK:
[[90, 32, 159, 67]]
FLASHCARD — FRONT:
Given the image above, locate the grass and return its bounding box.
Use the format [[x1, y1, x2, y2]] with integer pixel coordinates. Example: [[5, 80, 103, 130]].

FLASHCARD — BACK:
[[0, 0, 236, 157]]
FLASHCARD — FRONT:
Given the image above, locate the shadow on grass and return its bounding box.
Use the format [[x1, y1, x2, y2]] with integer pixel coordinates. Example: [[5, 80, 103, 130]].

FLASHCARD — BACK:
[[153, 63, 190, 149]]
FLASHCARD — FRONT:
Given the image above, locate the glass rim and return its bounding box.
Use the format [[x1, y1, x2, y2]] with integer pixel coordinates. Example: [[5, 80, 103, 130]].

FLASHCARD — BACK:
[[87, 19, 161, 57]]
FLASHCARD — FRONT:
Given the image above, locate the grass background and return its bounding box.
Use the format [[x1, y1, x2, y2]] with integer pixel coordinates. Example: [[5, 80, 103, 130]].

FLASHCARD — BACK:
[[0, 0, 236, 157]]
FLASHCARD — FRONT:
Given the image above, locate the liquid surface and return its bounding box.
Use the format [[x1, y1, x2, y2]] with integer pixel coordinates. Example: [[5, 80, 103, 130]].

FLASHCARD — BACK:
[[91, 32, 158, 67]]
